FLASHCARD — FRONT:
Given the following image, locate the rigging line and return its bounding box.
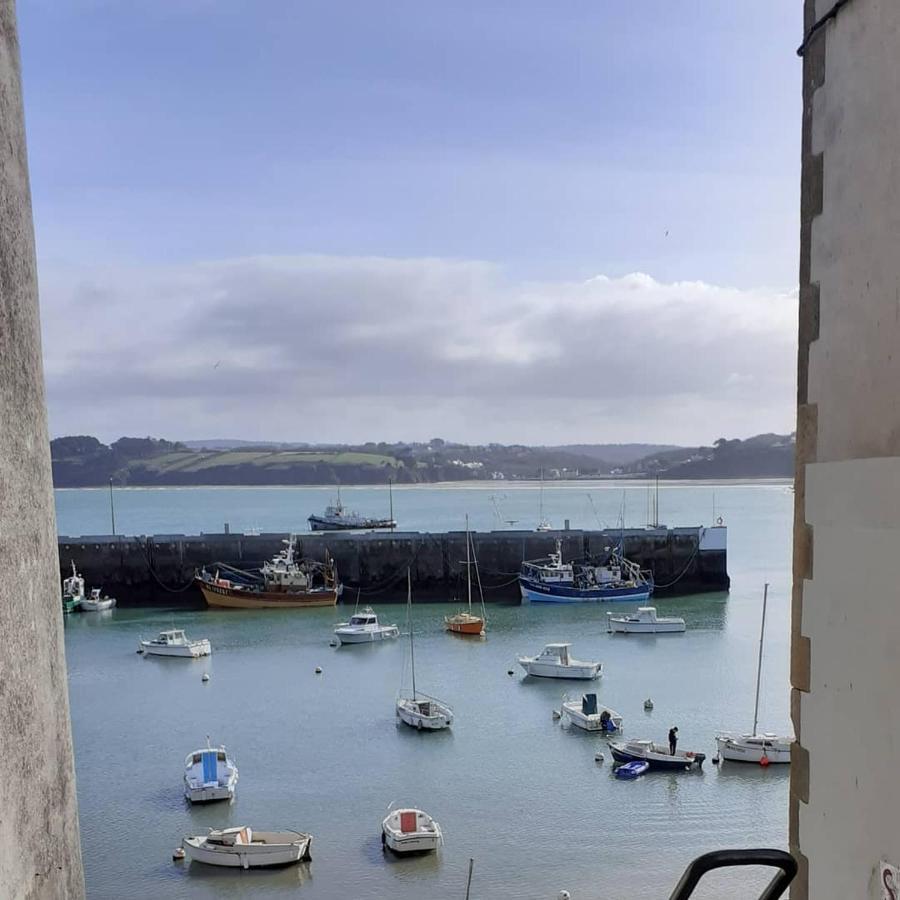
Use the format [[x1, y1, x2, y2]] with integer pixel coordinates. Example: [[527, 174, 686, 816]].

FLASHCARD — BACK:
[[797, 0, 856, 56]]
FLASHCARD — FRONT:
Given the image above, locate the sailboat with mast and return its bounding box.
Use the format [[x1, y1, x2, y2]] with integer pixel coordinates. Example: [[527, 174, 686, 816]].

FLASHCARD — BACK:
[[536, 468, 552, 531], [396, 571, 453, 731], [444, 516, 486, 635], [715, 583, 793, 764]]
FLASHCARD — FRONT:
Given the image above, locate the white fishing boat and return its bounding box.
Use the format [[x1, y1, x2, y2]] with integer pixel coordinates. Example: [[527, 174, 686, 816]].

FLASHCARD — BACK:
[[184, 740, 238, 803], [610, 738, 706, 771], [396, 571, 453, 730], [606, 606, 685, 634], [381, 807, 443, 854], [517, 643, 602, 679], [80, 587, 116, 612], [561, 693, 624, 733], [182, 826, 312, 868], [715, 584, 793, 765], [334, 607, 400, 644], [138, 629, 211, 658]]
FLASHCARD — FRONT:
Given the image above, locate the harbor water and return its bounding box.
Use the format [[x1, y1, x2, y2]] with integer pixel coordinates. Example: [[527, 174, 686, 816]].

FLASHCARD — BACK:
[[62, 481, 793, 899]]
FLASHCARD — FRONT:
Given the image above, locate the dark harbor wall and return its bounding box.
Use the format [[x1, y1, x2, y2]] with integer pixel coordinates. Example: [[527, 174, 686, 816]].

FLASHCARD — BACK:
[[57, 526, 728, 607]]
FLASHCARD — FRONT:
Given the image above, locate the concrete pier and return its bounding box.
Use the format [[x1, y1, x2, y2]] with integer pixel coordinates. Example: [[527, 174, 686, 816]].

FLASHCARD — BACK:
[[0, 2, 85, 895], [57, 526, 728, 606]]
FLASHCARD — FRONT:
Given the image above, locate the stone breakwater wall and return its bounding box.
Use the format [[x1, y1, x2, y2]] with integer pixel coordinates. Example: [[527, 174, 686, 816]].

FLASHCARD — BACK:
[[57, 526, 728, 607]]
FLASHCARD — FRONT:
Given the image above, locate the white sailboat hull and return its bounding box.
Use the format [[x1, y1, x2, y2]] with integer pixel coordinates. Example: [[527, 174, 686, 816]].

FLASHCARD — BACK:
[[396, 698, 453, 730], [716, 734, 792, 764], [183, 831, 311, 868]]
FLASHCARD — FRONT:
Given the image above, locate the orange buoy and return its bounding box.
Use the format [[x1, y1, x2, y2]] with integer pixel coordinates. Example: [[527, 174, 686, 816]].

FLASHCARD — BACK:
[[759, 755, 770, 767]]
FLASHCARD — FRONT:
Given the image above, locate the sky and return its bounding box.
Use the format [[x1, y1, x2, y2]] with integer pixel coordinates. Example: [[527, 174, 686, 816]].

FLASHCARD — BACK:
[[19, 0, 803, 446]]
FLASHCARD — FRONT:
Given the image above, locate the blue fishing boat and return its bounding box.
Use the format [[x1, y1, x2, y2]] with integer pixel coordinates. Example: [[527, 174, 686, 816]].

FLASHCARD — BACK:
[[519, 540, 653, 603], [615, 760, 649, 779]]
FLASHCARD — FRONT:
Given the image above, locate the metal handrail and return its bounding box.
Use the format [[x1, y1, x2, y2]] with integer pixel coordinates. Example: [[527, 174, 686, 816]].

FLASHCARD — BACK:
[[668, 849, 797, 900]]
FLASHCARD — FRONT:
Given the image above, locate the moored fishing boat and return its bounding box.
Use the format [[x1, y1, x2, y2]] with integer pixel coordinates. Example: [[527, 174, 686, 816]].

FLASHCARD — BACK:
[[184, 740, 238, 803], [561, 693, 623, 733], [610, 738, 706, 771], [308, 488, 396, 531], [195, 535, 340, 609], [182, 826, 312, 868], [62, 561, 85, 614], [81, 587, 116, 612], [334, 607, 399, 644], [519, 540, 653, 603], [139, 629, 211, 658], [606, 606, 685, 634], [444, 516, 486, 636], [381, 808, 442, 854], [517, 643, 601, 679]]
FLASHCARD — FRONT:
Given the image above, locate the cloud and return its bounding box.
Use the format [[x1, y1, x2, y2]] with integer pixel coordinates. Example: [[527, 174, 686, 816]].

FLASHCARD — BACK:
[[39, 255, 797, 444]]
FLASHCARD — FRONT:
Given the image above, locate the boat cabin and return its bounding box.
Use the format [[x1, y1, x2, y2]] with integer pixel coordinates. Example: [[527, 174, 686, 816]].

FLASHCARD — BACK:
[[349, 613, 378, 627], [537, 643, 572, 665], [154, 630, 188, 645], [208, 827, 253, 846]]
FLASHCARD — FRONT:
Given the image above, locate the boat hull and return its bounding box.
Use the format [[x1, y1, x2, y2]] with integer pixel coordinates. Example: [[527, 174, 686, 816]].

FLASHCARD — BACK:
[[141, 641, 211, 658], [607, 619, 684, 634], [610, 742, 705, 771], [444, 616, 484, 635], [518, 660, 601, 680], [81, 598, 116, 612], [382, 811, 442, 854], [396, 699, 453, 730], [62, 597, 81, 614], [335, 626, 399, 644], [197, 580, 337, 609], [520, 578, 653, 604], [715, 735, 792, 764], [185, 784, 236, 803], [308, 516, 395, 531], [183, 833, 311, 868]]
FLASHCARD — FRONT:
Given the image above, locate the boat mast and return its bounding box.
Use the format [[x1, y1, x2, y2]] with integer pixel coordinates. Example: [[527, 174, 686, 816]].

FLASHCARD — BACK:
[[752, 582, 769, 736], [539, 467, 544, 523], [389, 477, 394, 530], [466, 514, 472, 613], [407, 569, 416, 699]]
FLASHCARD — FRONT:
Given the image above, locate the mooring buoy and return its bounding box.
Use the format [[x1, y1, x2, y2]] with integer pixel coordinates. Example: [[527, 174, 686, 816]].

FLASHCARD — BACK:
[[172, 847, 185, 861], [201, 673, 210, 682], [315, 666, 323, 674]]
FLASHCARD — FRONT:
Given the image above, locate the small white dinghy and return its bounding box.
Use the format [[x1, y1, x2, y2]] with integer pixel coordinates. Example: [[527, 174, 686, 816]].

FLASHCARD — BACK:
[[517, 643, 601, 679], [139, 629, 211, 658], [561, 693, 624, 734], [382, 808, 443, 854], [81, 587, 117, 612], [606, 606, 685, 634], [184, 740, 238, 803], [182, 826, 312, 868], [334, 607, 400, 644]]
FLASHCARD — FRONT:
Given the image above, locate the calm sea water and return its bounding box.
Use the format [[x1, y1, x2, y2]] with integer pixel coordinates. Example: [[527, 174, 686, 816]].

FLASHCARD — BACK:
[[61, 481, 794, 899]]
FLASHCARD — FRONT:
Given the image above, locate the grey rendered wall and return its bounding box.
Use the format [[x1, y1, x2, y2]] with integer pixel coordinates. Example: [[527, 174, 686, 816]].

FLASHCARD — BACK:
[[0, 2, 85, 897]]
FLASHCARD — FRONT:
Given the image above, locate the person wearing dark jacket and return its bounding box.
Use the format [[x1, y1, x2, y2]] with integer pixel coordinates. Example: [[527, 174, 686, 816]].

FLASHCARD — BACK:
[[668, 726, 678, 756]]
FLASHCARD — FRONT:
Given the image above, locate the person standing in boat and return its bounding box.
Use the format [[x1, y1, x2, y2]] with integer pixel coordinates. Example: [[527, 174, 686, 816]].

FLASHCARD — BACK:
[[668, 726, 678, 755]]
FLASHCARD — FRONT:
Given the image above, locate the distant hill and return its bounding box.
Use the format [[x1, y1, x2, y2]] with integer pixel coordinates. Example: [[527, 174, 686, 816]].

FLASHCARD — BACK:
[[551, 443, 683, 466], [620, 433, 795, 479], [50, 433, 794, 487]]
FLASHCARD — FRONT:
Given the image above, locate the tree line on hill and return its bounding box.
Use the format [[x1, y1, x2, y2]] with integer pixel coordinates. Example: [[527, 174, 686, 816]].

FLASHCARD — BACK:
[[49, 433, 795, 488]]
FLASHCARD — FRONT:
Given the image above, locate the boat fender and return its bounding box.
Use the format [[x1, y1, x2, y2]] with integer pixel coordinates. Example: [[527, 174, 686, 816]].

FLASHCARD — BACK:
[[759, 755, 770, 767], [315, 666, 322, 674], [559, 892, 571, 900]]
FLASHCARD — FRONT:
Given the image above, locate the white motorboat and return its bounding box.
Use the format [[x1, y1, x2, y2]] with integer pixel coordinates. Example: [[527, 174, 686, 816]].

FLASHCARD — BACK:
[[184, 741, 238, 803], [396, 571, 453, 730], [715, 584, 793, 765], [334, 607, 399, 644], [382, 808, 443, 854], [182, 826, 312, 868], [517, 643, 601, 679], [562, 693, 624, 733], [610, 738, 706, 771], [139, 629, 211, 658], [80, 587, 116, 612], [606, 606, 685, 634]]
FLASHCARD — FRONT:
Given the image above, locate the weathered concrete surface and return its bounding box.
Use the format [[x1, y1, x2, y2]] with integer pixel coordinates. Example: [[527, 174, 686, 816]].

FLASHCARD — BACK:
[[793, 1, 900, 897], [0, 4, 85, 897], [57, 527, 728, 605]]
